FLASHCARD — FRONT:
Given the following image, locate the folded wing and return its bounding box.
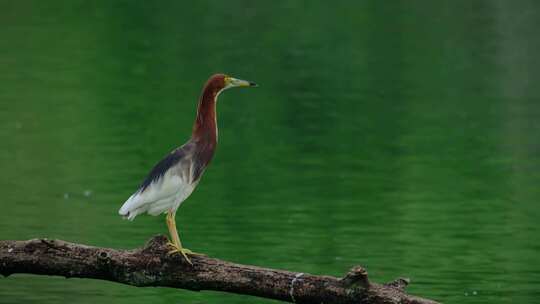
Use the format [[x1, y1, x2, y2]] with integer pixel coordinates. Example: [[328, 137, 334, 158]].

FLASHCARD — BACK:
[[119, 142, 196, 220]]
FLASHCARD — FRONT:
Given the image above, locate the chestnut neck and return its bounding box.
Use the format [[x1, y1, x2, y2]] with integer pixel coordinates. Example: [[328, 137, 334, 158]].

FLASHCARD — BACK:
[[192, 86, 218, 145]]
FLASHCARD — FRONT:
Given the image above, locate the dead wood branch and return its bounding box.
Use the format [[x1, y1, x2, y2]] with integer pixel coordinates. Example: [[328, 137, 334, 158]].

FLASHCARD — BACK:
[[0, 236, 439, 304]]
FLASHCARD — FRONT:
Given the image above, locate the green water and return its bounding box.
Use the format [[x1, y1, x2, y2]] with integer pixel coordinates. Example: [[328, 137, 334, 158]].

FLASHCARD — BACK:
[[1, 1, 540, 303]]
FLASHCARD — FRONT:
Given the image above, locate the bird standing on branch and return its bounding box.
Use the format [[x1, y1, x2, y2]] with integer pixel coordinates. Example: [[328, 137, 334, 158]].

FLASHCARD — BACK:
[[119, 74, 258, 263]]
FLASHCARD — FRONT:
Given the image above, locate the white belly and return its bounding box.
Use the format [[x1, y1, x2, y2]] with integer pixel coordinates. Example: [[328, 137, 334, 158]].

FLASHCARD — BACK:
[[119, 169, 197, 220]]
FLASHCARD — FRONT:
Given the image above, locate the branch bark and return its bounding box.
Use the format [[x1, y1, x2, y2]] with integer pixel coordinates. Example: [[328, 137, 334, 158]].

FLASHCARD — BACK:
[[0, 236, 438, 304]]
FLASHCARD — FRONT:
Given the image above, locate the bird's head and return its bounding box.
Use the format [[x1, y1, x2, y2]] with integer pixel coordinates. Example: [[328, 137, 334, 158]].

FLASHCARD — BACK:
[[205, 74, 258, 97]]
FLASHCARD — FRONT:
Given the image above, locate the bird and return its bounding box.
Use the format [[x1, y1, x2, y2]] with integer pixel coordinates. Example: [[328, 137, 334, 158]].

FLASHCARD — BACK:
[[119, 74, 257, 264]]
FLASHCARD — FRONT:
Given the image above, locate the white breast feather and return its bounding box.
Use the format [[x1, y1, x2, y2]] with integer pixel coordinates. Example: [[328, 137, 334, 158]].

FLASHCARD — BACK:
[[119, 169, 195, 220]]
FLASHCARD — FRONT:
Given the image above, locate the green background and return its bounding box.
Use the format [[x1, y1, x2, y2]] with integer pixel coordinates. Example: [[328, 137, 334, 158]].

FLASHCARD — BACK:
[[1, 1, 540, 303]]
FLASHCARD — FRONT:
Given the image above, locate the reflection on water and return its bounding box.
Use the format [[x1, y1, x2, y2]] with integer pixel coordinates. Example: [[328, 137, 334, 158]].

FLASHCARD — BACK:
[[1, 1, 540, 303]]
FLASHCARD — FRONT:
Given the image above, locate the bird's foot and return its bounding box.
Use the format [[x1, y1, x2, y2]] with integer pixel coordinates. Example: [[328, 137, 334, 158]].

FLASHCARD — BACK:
[[166, 242, 205, 265]]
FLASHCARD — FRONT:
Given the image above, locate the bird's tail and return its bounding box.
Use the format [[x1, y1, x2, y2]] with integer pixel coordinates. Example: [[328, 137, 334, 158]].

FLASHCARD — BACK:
[[119, 193, 145, 221]]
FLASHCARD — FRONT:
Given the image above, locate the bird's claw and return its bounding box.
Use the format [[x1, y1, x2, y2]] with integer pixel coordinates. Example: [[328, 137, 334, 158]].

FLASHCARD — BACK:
[[166, 242, 205, 265]]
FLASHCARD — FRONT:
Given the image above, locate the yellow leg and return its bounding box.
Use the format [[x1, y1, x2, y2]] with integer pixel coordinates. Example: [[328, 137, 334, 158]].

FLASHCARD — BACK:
[[165, 210, 195, 264]]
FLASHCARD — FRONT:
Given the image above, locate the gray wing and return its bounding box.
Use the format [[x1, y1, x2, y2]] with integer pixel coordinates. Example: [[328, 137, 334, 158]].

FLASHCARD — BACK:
[[138, 141, 196, 192], [118, 141, 197, 218]]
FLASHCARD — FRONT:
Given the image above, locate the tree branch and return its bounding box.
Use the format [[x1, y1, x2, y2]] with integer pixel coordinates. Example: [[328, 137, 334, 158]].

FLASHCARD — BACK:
[[0, 236, 438, 304]]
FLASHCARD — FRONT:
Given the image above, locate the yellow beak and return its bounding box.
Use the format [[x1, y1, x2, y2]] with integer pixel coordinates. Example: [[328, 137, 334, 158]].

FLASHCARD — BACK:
[[227, 77, 258, 88]]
